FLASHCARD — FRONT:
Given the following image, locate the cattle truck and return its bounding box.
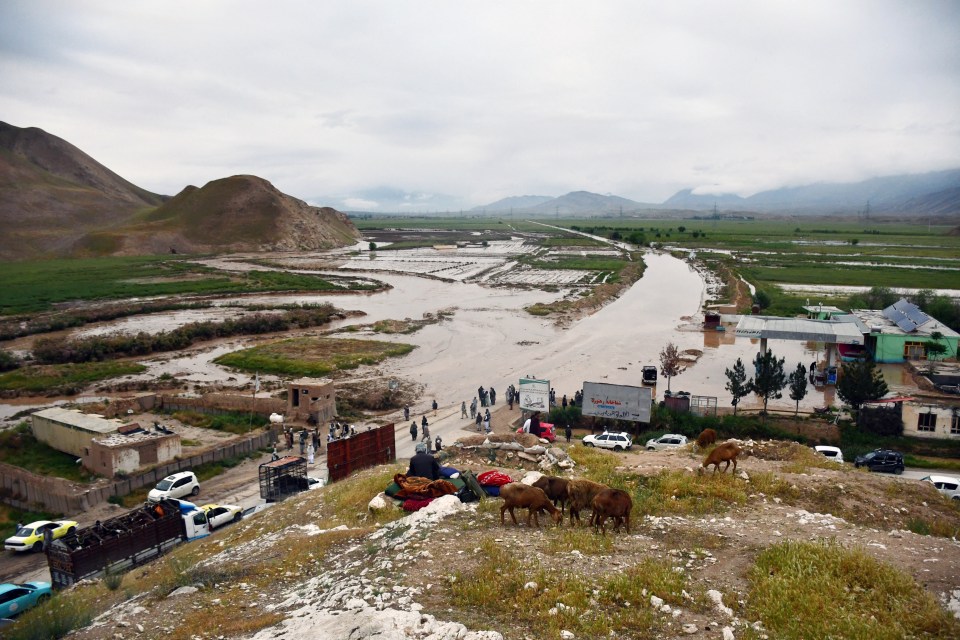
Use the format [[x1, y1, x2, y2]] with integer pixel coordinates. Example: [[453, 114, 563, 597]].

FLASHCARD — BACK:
[[258, 455, 308, 502], [46, 498, 210, 588]]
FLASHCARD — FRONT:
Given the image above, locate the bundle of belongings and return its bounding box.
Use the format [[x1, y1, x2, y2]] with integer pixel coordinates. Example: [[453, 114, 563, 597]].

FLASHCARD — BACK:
[[384, 467, 500, 510], [476, 470, 512, 496]]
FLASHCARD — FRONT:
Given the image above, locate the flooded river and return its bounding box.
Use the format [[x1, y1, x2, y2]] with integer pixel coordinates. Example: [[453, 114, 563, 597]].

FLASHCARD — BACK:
[[2, 250, 902, 422]]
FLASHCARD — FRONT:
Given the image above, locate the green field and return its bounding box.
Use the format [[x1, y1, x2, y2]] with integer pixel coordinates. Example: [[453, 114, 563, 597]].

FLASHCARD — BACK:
[[0, 256, 373, 315], [213, 336, 416, 377], [0, 361, 147, 393]]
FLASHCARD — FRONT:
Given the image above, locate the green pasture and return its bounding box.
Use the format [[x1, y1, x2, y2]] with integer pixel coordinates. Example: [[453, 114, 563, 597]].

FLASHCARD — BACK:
[[0, 361, 146, 393], [0, 256, 359, 315], [213, 336, 416, 377]]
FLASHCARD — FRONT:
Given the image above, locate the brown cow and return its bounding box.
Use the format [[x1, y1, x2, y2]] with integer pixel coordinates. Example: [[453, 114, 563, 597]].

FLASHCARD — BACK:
[[698, 441, 743, 475]]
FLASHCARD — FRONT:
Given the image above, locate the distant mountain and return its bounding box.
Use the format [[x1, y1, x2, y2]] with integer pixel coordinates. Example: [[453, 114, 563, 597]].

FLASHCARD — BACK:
[[0, 121, 165, 259], [81, 175, 361, 255], [476, 190, 660, 216], [472, 195, 553, 212], [0, 121, 360, 258], [663, 169, 960, 215]]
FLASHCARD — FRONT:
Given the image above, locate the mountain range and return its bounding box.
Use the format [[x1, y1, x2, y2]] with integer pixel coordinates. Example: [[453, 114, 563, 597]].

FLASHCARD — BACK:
[[0, 122, 359, 260], [475, 170, 960, 217]]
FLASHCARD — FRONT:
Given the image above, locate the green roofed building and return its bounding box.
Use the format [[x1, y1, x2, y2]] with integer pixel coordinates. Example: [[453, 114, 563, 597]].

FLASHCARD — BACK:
[[849, 299, 959, 364]]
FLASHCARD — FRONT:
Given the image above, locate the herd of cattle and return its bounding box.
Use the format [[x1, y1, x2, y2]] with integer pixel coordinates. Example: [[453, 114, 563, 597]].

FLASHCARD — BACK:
[[498, 431, 744, 535]]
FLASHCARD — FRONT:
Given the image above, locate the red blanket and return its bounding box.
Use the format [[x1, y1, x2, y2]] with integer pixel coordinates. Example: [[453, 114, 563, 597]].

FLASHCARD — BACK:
[[402, 498, 434, 511], [477, 470, 512, 487]]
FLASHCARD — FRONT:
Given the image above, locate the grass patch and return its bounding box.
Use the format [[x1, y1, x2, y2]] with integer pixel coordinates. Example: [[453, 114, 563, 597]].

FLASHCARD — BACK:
[[170, 410, 269, 435], [905, 516, 960, 538], [0, 361, 146, 393], [747, 540, 960, 639], [451, 538, 690, 637], [1, 591, 96, 640], [634, 470, 748, 516], [214, 336, 415, 377], [0, 257, 368, 315], [0, 423, 99, 483]]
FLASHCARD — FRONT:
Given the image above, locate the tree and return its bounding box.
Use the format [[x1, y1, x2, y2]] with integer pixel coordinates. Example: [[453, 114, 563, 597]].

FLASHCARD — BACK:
[[750, 349, 787, 415], [724, 358, 750, 415], [659, 342, 683, 392], [925, 331, 948, 373], [836, 357, 889, 423], [753, 289, 772, 311], [788, 363, 808, 416], [368, 242, 377, 251]]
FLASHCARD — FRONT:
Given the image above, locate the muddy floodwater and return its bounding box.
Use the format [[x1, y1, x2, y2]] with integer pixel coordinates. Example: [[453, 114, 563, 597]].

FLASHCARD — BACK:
[[1, 250, 904, 421]]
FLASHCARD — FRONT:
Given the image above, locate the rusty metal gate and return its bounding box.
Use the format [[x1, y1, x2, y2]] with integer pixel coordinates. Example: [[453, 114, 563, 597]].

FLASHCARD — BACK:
[[326, 423, 397, 482]]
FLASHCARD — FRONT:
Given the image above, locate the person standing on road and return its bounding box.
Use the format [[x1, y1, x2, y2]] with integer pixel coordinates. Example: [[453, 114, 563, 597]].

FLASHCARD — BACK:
[[307, 442, 315, 465], [490, 387, 496, 405], [404, 405, 410, 422], [421, 420, 430, 444], [475, 411, 483, 431], [565, 423, 572, 443], [434, 435, 443, 452], [461, 400, 467, 418], [483, 409, 491, 434], [299, 430, 307, 454], [432, 399, 438, 413], [410, 421, 418, 441], [470, 397, 477, 419]]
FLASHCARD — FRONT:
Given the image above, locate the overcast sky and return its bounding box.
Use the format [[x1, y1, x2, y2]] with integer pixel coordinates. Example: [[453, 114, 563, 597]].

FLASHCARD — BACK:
[[2, 1, 958, 210]]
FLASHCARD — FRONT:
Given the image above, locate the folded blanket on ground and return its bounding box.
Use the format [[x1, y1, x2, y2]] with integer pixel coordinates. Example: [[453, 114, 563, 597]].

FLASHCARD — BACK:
[[391, 473, 458, 500], [477, 470, 512, 487], [440, 466, 460, 479], [402, 498, 434, 511]]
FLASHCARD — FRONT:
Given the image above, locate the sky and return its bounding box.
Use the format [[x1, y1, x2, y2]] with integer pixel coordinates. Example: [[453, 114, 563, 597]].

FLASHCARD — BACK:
[[1, 1, 959, 211]]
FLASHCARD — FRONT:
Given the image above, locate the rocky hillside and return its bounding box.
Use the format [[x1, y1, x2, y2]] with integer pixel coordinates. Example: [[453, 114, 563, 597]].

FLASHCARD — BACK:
[[32, 437, 960, 640], [0, 121, 360, 258], [0, 121, 164, 259], [86, 174, 361, 255]]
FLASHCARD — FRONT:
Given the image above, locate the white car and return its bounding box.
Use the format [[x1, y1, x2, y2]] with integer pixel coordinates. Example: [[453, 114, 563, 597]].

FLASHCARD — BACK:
[[200, 504, 243, 529], [814, 446, 844, 464], [921, 475, 960, 501], [148, 471, 200, 503], [645, 434, 688, 451], [582, 431, 633, 451]]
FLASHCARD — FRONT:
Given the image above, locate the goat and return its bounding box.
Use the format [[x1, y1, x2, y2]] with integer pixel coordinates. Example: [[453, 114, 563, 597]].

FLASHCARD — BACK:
[[698, 441, 743, 475], [565, 478, 608, 526], [499, 483, 563, 527], [590, 488, 633, 535], [532, 475, 570, 514], [695, 428, 717, 451]]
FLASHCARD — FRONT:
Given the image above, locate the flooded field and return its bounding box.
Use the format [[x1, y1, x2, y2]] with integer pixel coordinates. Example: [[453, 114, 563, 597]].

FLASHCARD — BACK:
[[0, 239, 926, 422]]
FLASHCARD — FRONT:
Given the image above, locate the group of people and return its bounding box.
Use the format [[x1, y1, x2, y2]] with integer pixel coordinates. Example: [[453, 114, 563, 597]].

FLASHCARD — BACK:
[[476, 386, 496, 407], [328, 421, 357, 442], [409, 415, 443, 453]]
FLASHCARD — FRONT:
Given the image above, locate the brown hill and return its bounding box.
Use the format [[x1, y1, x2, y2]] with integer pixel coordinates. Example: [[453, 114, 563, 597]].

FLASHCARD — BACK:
[[0, 121, 165, 259], [90, 174, 361, 255]]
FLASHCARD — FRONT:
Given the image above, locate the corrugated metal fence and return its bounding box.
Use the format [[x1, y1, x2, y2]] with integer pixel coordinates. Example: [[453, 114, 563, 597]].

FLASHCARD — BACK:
[[327, 423, 396, 482]]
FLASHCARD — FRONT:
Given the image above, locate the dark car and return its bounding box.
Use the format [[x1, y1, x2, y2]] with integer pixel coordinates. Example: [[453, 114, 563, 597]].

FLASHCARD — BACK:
[[854, 449, 904, 474]]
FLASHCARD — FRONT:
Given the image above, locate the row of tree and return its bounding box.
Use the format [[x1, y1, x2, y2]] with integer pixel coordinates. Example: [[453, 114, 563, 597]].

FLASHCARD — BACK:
[[722, 350, 889, 420]]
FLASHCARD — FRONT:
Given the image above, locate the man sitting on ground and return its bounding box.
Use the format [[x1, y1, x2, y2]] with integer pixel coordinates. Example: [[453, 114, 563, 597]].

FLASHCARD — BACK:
[[407, 442, 440, 480]]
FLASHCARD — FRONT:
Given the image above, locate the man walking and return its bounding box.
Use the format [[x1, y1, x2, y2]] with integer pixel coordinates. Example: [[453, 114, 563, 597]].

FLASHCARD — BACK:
[[461, 400, 468, 418], [410, 421, 418, 441]]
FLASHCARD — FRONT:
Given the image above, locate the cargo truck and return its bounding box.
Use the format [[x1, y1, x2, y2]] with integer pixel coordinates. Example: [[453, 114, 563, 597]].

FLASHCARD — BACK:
[[46, 498, 210, 588]]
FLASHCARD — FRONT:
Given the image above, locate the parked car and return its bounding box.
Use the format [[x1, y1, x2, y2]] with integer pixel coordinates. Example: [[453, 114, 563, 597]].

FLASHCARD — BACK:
[[516, 422, 557, 442], [4, 520, 78, 553], [814, 445, 844, 464], [0, 582, 51, 617], [148, 471, 200, 503], [645, 434, 688, 451], [853, 449, 904, 474], [582, 431, 633, 451], [921, 475, 960, 501], [200, 503, 243, 529]]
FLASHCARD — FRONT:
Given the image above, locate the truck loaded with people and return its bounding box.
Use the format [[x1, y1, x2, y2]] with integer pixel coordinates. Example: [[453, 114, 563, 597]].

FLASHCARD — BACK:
[[45, 498, 210, 588]]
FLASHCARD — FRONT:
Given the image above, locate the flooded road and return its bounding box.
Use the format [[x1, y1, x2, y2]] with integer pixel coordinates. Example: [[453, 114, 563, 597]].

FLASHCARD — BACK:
[[2, 250, 899, 422]]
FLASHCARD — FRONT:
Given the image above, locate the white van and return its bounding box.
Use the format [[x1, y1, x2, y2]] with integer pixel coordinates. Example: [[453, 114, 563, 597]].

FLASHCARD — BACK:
[[921, 475, 960, 501]]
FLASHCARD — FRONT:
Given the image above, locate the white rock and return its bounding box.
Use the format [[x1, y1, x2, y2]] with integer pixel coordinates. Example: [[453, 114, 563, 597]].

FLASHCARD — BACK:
[[368, 493, 390, 512], [524, 581, 538, 591], [650, 595, 664, 609], [167, 586, 199, 598], [722, 626, 735, 640], [682, 623, 698, 634], [560, 631, 575, 639]]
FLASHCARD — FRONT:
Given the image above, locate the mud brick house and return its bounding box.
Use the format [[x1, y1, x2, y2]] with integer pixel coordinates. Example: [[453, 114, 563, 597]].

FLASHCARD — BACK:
[[287, 378, 337, 425], [83, 424, 182, 477]]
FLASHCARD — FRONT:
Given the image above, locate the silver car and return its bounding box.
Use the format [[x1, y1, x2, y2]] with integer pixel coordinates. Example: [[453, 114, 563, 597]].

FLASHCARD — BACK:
[[645, 434, 688, 451]]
